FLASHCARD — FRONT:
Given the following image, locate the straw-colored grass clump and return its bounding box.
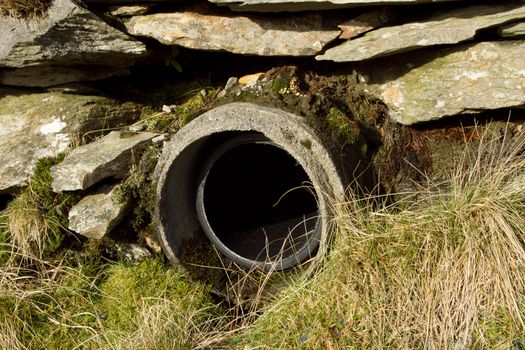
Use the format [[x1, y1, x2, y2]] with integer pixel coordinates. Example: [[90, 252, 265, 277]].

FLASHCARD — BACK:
[[235, 129, 525, 349], [1, 127, 525, 349]]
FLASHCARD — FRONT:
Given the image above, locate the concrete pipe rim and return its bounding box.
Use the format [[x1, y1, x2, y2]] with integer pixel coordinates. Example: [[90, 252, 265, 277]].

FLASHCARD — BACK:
[[154, 103, 346, 273], [195, 132, 323, 271]]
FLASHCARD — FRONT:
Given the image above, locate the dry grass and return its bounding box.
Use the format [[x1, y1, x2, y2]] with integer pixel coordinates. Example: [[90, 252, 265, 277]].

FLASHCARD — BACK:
[[4, 191, 54, 259], [2, 125, 525, 349], [0, 250, 227, 350], [233, 127, 525, 349], [0, 0, 52, 19]]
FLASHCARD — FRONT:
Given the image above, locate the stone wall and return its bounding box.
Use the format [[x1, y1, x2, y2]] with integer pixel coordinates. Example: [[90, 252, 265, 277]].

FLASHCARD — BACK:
[[1, 0, 524, 245]]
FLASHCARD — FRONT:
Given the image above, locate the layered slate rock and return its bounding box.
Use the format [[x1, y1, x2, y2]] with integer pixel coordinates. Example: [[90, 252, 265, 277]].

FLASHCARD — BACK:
[[209, 0, 459, 12], [109, 4, 155, 16], [338, 7, 396, 39], [125, 3, 342, 56], [51, 131, 157, 192], [365, 41, 525, 125], [0, 91, 140, 193], [317, 4, 525, 62], [499, 21, 525, 37], [0, 0, 147, 86], [68, 183, 126, 239], [0, 66, 129, 88]]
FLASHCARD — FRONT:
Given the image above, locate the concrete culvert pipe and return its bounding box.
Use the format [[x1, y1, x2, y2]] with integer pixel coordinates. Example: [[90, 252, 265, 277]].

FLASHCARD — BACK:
[[154, 102, 346, 271]]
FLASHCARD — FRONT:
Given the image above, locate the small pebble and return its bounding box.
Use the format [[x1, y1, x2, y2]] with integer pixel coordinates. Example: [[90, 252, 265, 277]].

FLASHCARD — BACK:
[[224, 77, 239, 91], [128, 124, 146, 132], [162, 105, 172, 113], [152, 133, 168, 143]]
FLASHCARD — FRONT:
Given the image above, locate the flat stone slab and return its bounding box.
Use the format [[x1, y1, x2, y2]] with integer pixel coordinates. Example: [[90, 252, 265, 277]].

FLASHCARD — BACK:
[[68, 183, 126, 239], [51, 131, 157, 192], [339, 7, 397, 39], [109, 4, 154, 16], [0, 65, 129, 88], [366, 41, 525, 125], [125, 3, 342, 56], [209, 0, 459, 12], [499, 20, 525, 37], [0, 0, 147, 69], [0, 91, 140, 193], [317, 4, 525, 62]]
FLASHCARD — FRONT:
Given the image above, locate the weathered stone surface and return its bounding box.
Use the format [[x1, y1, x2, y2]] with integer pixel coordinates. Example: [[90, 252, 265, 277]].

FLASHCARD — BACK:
[[499, 20, 525, 37], [109, 4, 154, 16], [125, 4, 342, 56], [85, 0, 173, 3], [239, 73, 264, 87], [0, 91, 141, 193], [51, 131, 157, 192], [114, 242, 152, 261], [68, 183, 126, 239], [209, 0, 459, 11], [339, 7, 396, 39], [0, 66, 129, 88], [0, 0, 147, 84], [365, 41, 525, 125], [317, 4, 525, 62]]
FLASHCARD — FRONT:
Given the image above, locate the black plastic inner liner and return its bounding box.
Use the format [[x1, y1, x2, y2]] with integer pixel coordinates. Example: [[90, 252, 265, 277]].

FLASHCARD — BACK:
[[202, 142, 319, 261]]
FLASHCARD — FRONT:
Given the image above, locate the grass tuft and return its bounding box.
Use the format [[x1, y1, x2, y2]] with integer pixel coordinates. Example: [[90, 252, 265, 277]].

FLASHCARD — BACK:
[[2, 155, 80, 258], [232, 127, 525, 349], [0, 0, 52, 19]]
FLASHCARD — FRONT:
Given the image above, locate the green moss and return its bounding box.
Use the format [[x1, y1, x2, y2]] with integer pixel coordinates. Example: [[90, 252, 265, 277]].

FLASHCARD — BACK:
[[97, 256, 219, 336], [271, 74, 292, 94], [32, 155, 82, 250], [300, 139, 312, 150], [327, 107, 361, 145], [139, 89, 216, 133], [3, 155, 83, 258], [113, 145, 160, 232], [174, 92, 207, 127]]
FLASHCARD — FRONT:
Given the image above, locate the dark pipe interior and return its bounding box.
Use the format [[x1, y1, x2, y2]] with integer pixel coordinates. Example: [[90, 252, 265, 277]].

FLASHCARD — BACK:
[[200, 138, 319, 262]]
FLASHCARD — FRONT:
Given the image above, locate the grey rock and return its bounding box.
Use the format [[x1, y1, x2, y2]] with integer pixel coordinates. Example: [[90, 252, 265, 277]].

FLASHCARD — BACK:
[[68, 183, 127, 239], [225, 77, 239, 91], [218, 77, 239, 98], [152, 134, 169, 143], [143, 235, 162, 254], [46, 83, 100, 95], [114, 243, 152, 262], [365, 41, 525, 125], [109, 4, 154, 16], [208, 0, 459, 12], [317, 4, 525, 62], [339, 7, 397, 39], [0, 91, 141, 193], [0, 0, 147, 85], [499, 20, 525, 37], [128, 123, 146, 132], [51, 131, 157, 192], [125, 3, 342, 56], [162, 105, 172, 113], [0, 66, 129, 88]]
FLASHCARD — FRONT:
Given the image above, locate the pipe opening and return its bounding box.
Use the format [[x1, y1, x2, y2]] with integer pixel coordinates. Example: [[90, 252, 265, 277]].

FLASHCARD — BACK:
[[196, 133, 320, 268]]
